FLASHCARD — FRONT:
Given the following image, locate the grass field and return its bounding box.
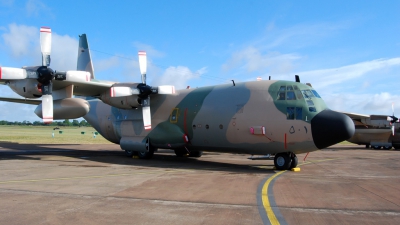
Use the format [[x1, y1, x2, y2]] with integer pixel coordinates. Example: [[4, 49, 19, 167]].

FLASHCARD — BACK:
[[0, 126, 113, 144]]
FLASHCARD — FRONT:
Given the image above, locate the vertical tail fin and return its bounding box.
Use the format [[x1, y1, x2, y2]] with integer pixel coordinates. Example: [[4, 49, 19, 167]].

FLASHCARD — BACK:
[[77, 34, 95, 79]]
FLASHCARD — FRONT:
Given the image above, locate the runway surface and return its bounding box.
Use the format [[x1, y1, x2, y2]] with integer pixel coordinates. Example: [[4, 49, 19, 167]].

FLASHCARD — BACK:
[[0, 142, 399, 225]]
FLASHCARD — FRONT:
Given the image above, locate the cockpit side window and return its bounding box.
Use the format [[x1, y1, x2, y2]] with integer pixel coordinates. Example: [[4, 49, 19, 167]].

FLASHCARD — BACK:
[[311, 90, 321, 98]]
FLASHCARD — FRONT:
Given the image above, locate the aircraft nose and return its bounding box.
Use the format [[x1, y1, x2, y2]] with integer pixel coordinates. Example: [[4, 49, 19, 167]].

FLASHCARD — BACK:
[[311, 110, 355, 149]]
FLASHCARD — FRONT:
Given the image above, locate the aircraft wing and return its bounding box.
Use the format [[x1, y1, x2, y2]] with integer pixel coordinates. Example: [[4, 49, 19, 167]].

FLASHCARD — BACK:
[[52, 79, 115, 96], [338, 111, 370, 119], [0, 97, 41, 105]]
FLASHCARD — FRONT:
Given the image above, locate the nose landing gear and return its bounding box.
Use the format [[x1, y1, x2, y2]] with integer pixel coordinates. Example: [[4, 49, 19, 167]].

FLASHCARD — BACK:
[[274, 152, 298, 170]]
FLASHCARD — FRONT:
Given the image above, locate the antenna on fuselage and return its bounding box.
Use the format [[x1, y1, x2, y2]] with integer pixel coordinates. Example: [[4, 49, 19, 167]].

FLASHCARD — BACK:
[[269, 76, 271, 80], [231, 80, 235, 86], [295, 75, 300, 83]]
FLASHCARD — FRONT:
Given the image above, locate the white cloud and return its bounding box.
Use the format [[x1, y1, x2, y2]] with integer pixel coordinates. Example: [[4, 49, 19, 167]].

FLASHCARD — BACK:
[[1, 23, 78, 70], [300, 58, 400, 90], [132, 42, 164, 58], [326, 92, 400, 116], [93, 56, 120, 73], [2, 23, 38, 59], [153, 66, 207, 89], [222, 46, 301, 75]]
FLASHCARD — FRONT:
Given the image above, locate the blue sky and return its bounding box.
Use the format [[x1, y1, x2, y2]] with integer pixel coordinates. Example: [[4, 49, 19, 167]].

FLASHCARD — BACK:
[[1, 0, 400, 122]]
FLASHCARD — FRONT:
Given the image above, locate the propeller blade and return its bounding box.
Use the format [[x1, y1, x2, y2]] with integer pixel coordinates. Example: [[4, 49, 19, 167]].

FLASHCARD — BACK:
[[392, 103, 395, 115], [40, 27, 52, 66], [392, 125, 395, 136], [0, 67, 27, 79], [109, 86, 133, 97], [54, 71, 91, 82], [42, 94, 53, 124], [157, 85, 176, 94], [142, 97, 151, 130], [138, 51, 147, 84]]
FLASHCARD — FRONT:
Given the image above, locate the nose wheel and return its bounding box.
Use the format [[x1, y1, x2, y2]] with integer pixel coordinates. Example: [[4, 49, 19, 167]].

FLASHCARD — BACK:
[[274, 152, 298, 170]]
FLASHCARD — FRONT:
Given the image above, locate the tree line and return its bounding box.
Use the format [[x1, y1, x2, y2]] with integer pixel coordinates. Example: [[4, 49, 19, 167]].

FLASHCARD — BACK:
[[0, 119, 91, 127]]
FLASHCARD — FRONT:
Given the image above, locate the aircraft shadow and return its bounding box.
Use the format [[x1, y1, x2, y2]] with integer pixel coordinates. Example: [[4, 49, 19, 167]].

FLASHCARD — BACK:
[[0, 142, 276, 174]]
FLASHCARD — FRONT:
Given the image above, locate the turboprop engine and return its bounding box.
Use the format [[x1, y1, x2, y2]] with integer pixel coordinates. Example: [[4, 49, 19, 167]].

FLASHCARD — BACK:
[[34, 98, 89, 120], [8, 79, 43, 98]]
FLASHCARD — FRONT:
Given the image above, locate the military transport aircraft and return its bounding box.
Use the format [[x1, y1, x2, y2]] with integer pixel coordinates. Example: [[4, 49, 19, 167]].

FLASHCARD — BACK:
[[0, 27, 355, 170], [342, 107, 400, 150]]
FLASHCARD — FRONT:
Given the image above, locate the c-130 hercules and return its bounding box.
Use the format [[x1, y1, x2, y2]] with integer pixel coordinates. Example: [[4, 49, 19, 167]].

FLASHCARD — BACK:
[[0, 27, 355, 170]]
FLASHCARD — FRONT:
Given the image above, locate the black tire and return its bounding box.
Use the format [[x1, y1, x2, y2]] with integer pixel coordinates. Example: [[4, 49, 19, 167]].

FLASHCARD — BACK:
[[274, 153, 292, 170], [290, 154, 298, 169], [365, 144, 370, 148], [373, 145, 382, 150], [125, 149, 135, 157], [383, 146, 392, 150], [174, 148, 188, 157], [137, 147, 155, 159], [188, 151, 203, 158]]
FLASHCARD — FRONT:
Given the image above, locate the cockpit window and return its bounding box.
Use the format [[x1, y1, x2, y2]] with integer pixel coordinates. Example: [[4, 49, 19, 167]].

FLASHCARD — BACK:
[[293, 85, 299, 90], [287, 85, 294, 91], [286, 91, 296, 100], [279, 86, 286, 91], [302, 90, 315, 99], [287, 107, 303, 120], [277, 92, 285, 100], [295, 90, 303, 100], [311, 90, 321, 98]]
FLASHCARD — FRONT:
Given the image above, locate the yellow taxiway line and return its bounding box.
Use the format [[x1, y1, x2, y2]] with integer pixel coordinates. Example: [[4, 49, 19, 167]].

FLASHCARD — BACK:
[[261, 158, 339, 225]]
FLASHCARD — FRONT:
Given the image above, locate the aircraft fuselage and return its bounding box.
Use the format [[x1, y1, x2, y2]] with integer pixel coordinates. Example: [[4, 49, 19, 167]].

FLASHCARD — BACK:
[[84, 80, 354, 156]]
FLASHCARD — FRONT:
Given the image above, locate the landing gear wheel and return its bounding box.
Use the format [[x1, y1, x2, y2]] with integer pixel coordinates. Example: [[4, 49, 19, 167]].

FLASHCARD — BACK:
[[125, 149, 137, 157], [290, 154, 298, 169], [137, 147, 155, 159], [174, 148, 188, 157], [373, 145, 382, 150], [383, 146, 392, 150], [274, 153, 292, 170], [188, 151, 203, 158], [365, 144, 370, 149]]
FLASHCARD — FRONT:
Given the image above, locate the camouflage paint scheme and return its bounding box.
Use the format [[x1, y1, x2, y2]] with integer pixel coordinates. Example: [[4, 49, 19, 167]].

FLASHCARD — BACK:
[[85, 80, 327, 155], [0, 30, 355, 170]]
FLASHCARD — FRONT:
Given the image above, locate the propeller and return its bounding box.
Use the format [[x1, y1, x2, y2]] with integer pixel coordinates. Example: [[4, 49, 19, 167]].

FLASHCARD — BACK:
[[387, 103, 399, 136], [107, 51, 175, 130], [0, 27, 91, 123]]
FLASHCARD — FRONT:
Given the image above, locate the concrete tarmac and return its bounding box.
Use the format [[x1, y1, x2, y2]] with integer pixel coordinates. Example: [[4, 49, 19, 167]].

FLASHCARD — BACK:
[[0, 142, 399, 225]]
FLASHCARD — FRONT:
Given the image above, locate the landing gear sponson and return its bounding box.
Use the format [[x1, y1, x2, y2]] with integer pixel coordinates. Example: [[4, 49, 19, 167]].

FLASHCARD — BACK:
[[274, 152, 298, 170]]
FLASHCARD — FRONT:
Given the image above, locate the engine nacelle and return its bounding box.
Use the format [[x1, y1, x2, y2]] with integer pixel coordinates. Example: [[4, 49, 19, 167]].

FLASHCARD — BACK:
[[34, 98, 89, 119], [8, 80, 42, 98], [100, 83, 141, 109]]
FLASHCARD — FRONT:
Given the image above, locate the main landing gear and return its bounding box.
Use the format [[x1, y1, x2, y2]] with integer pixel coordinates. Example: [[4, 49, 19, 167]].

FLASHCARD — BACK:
[[274, 152, 298, 170], [124, 147, 156, 159]]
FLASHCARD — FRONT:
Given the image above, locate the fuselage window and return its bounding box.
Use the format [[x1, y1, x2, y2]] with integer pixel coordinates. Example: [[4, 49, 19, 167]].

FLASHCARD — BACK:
[[309, 107, 317, 112], [287, 107, 295, 120], [296, 107, 303, 120], [311, 90, 321, 98], [306, 100, 314, 106], [286, 91, 296, 100]]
